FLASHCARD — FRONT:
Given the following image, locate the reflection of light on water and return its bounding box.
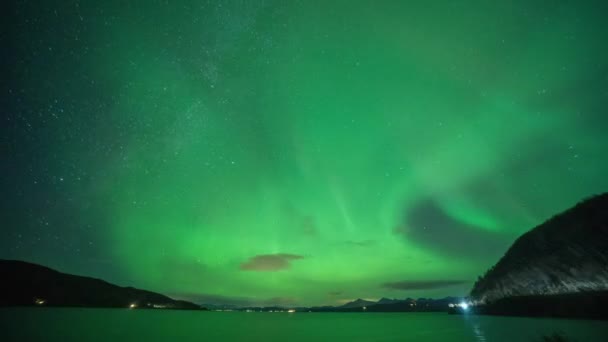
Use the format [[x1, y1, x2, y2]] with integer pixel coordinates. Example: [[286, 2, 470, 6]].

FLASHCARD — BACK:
[[462, 314, 486, 342], [472, 323, 486, 342]]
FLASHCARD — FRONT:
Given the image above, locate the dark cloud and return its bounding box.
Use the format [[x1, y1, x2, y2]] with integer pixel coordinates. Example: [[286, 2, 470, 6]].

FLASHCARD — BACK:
[[327, 291, 343, 297], [382, 280, 468, 290], [395, 133, 603, 260], [240, 253, 304, 271], [395, 198, 511, 259]]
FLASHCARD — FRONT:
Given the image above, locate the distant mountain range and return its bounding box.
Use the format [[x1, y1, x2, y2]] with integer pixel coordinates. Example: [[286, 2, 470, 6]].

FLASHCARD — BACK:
[[0, 260, 203, 310], [233, 296, 464, 313]]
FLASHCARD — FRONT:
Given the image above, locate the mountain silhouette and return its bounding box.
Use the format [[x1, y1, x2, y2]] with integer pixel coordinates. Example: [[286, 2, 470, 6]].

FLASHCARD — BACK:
[[471, 193, 608, 303], [340, 298, 376, 308], [464, 193, 608, 319], [377, 297, 402, 305], [0, 260, 203, 310]]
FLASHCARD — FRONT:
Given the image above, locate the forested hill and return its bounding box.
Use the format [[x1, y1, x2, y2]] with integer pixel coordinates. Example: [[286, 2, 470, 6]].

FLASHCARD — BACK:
[[471, 193, 608, 303]]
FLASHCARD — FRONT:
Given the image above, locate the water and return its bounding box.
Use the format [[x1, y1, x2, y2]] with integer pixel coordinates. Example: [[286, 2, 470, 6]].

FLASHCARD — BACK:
[[1, 308, 606, 341]]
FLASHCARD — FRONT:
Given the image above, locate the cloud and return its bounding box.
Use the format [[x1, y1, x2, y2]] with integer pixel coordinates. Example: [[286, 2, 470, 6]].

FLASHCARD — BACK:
[[395, 198, 510, 258], [394, 140, 582, 260], [382, 280, 468, 290], [240, 253, 304, 271], [327, 291, 343, 297]]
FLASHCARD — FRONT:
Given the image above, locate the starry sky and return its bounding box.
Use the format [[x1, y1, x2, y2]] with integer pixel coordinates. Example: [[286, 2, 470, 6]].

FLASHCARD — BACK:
[[2, 0, 608, 307]]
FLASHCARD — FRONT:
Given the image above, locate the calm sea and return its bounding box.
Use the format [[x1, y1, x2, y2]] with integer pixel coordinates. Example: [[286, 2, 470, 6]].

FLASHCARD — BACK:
[[1, 308, 606, 341]]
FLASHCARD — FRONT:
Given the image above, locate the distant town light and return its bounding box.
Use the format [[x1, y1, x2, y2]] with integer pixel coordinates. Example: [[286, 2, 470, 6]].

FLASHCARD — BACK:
[[287, 309, 295, 313], [34, 298, 46, 305], [129, 303, 137, 309]]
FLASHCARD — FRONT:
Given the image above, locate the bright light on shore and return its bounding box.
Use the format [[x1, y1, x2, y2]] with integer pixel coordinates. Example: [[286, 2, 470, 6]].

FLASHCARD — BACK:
[[129, 303, 137, 309], [287, 309, 295, 313], [460, 302, 469, 310]]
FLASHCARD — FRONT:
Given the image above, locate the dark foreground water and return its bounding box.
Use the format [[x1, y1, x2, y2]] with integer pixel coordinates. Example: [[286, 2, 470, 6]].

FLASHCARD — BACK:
[[1, 308, 606, 341]]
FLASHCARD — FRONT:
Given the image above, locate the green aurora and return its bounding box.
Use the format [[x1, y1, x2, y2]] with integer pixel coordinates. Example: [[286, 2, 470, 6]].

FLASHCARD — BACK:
[[3, 0, 608, 306]]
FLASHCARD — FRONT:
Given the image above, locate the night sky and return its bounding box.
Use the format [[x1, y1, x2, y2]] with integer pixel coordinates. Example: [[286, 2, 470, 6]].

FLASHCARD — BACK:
[[2, 0, 608, 307]]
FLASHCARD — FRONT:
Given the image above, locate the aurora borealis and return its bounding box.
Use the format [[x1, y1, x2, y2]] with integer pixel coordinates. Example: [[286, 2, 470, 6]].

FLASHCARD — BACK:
[[2, 1, 608, 307]]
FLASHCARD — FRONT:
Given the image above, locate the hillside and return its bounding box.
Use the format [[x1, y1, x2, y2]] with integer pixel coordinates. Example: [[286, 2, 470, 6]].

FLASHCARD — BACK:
[[470, 193, 608, 304], [0, 260, 202, 310]]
